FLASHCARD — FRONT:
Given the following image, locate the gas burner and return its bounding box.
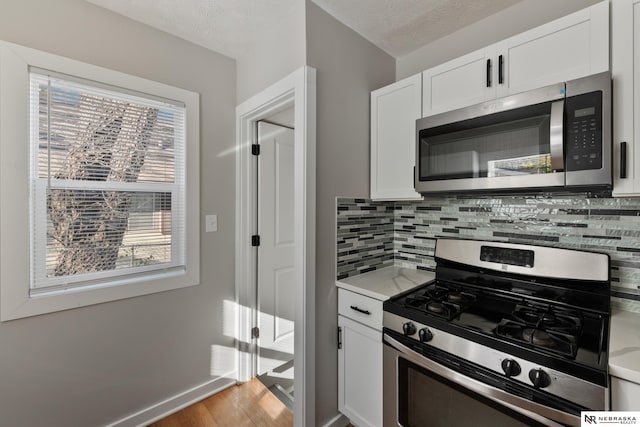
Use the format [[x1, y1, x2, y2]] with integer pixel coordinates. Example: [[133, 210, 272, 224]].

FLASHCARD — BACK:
[[511, 302, 582, 334], [447, 292, 463, 303], [427, 302, 447, 314], [401, 283, 478, 321], [523, 328, 557, 348], [495, 319, 579, 358]]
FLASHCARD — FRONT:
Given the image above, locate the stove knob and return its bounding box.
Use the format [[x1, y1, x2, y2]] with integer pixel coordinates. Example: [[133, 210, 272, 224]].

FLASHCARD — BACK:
[[402, 322, 417, 336], [501, 359, 521, 378], [418, 328, 433, 343], [528, 369, 551, 389]]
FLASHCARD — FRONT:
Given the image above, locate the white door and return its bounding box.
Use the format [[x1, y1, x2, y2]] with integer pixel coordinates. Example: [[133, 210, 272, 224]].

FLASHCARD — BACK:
[[257, 121, 295, 376]]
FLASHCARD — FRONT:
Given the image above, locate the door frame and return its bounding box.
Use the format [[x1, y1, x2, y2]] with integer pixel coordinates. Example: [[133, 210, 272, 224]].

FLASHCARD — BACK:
[[235, 66, 316, 427]]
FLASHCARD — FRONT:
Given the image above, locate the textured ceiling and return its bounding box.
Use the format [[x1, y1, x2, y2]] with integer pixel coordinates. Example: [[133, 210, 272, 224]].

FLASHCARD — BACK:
[[86, 0, 299, 59], [311, 0, 523, 57], [86, 0, 523, 59]]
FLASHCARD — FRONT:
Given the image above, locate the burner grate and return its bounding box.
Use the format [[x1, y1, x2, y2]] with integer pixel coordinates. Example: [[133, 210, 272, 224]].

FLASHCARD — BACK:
[[402, 283, 477, 321], [495, 302, 583, 358]]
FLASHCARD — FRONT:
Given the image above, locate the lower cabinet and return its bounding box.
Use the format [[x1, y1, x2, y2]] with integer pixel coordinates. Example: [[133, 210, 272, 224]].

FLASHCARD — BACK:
[[338, 288, 383, 426], [338, 315, 382, 427], [611, 376, 640, 410]]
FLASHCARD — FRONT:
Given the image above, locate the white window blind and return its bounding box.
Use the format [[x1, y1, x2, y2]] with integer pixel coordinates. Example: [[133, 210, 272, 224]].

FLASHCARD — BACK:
[[29, 70, 187, 293]]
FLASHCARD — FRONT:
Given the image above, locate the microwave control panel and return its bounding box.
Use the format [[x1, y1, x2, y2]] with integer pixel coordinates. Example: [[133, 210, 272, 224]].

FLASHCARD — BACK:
[[565, 91, 602, 171]]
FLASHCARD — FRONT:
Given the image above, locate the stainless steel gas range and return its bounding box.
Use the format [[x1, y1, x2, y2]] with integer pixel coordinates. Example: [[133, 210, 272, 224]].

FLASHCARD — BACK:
[[383, 239, 611, 427]]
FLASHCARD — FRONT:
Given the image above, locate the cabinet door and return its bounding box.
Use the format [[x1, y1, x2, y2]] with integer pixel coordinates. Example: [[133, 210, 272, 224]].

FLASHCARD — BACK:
[[422, 46, 496, 117], [612, 0, 640, 196], [370, 73, 423, 200], [611, 377, 640, 410], [496, 1, 609, 98], [338, 315, 382, 427]]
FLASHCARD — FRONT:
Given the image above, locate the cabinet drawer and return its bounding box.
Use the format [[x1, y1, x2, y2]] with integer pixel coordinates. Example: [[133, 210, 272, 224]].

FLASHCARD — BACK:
[[338, 288, 383, 331]]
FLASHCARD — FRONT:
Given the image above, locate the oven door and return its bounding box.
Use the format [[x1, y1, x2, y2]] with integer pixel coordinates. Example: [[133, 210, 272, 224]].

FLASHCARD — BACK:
[[383, 332, 582, 427]]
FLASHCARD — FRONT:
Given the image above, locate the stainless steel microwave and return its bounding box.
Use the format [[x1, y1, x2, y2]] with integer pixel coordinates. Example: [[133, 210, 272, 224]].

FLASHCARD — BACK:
[[415, 72, 612, 194]]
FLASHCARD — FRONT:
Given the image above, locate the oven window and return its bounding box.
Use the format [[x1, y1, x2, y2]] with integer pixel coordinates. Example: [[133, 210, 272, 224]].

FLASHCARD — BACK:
[[418, 102, 554, 181], [398, 358, 544, 427]]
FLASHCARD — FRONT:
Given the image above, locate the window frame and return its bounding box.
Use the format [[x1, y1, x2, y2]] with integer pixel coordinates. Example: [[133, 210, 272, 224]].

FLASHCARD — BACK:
[[0, 41, 200, 321]]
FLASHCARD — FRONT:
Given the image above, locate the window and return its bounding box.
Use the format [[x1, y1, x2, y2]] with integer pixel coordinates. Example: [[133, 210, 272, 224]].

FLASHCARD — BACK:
[[0, 41, 200, 320], [30, 71, 186, 292]]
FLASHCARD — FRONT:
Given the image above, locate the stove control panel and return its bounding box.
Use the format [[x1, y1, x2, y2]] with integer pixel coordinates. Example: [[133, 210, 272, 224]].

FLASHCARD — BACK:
[[480, 245, 534, 268]]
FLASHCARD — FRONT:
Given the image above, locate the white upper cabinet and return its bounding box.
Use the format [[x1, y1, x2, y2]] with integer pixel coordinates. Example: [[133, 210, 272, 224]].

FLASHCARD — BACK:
[[370, 1, 609, 201], [421, 1, 609, 117], [612, 0, 640, 196], [422, 46, 497, 117], [495, 1, 609, 98], [370, 73, 423, 200]]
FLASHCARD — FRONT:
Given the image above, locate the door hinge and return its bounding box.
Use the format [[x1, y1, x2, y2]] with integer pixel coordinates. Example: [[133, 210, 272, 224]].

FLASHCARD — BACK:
[[252, 144, 260, 156], [251, 235, 261, 247], [251, 326, 260, 339], [337, 326, 342, 350]]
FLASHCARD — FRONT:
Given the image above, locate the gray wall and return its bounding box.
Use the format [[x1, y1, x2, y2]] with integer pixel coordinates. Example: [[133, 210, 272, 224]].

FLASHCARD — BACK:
[[305, 2, 396, 424], [235, 1, 306, 103], [397, 0, 601, 79], [0, 1, 237, 426]]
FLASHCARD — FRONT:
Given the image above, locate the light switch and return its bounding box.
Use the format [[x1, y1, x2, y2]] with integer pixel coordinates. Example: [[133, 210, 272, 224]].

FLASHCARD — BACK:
[[205, 214, 218, 232]]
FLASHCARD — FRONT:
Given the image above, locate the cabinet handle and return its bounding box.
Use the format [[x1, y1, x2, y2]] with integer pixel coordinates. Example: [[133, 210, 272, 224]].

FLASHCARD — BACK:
[[486, 59, 492, 87], [621, 141, 628, 179], [350, 305, 371, 315], [337, 326, 342, 350], [498, 55, 504, 84]]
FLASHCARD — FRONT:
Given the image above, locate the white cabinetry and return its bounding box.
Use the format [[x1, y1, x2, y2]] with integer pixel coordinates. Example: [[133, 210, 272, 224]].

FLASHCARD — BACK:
[[370, 73, 422, 201], [422, 1, 609, 117], [337, 288, 382, 427], [611, 376, 640, 410], [422, 46, 496, 117], [612, 0, 640, 196]]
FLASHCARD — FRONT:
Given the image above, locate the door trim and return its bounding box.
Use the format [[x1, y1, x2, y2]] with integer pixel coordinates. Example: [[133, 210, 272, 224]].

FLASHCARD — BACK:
[[235, 66, 316, 427]]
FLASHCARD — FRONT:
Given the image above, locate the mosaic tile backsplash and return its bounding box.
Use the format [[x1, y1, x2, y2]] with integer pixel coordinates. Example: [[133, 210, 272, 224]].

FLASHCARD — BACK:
[[336, 195, 640, 312]]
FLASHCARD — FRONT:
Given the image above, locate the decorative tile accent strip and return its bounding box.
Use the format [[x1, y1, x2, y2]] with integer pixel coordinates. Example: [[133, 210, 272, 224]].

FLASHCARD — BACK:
[[336, 195, 640, 311]]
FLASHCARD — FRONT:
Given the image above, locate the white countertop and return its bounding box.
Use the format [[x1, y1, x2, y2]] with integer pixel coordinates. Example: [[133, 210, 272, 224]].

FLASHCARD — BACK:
[[336, 266, 435, 301], [609, 308, 640, 384]]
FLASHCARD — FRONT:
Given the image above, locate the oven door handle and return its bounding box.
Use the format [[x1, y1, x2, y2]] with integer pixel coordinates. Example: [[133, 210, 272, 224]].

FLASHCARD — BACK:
[[384, 333, 580, 427]]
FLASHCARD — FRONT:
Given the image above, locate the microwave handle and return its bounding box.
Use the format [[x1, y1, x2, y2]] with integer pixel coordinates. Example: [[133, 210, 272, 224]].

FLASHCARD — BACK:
[[549, 100, 564, 172]]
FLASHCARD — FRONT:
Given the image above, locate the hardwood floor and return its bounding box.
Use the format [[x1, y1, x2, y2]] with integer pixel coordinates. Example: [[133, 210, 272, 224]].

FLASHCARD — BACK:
[[148, 378, 293, 427]]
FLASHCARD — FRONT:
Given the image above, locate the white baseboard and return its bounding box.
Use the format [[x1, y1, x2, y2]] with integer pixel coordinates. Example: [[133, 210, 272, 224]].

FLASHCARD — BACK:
[[322, 412, 350, 427], [106, 373, 237, 427]]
